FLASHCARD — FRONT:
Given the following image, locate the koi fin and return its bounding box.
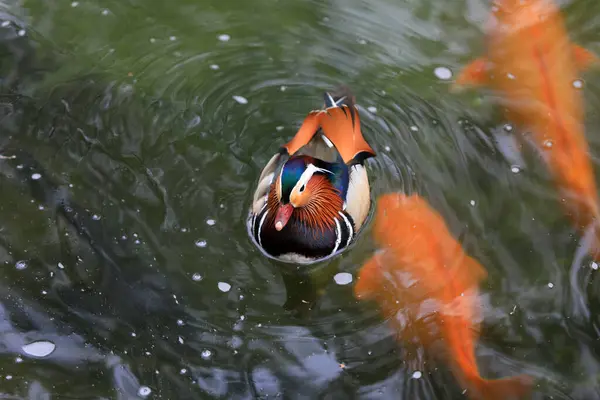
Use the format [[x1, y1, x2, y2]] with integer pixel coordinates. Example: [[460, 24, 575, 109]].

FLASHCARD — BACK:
[[354, 251, 386, 300], [472, 374, 534, 400], [452, 57, 489, 92], [572, 45, 599, 71]]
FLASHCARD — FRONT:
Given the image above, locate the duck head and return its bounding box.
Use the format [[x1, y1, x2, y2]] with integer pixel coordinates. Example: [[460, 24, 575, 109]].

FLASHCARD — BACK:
[[271, 155, 344, 232]]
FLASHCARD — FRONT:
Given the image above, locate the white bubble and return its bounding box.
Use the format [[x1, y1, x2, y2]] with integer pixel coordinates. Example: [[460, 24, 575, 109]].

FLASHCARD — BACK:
[[101, 9, 109, 15], [592, 262, 598, 270], [218, 34, 230, 42], [201, 349, 213, 359], [92, 214, 101, 221], [333, 272, 353, 285], [544, 140, 553, 148], [276, 126, 284, 131], [57, 262, 65, 269], [71, 1, 79, 7], [15, 260, 27, 270], [22, 340, 56, 357], [232, 95, 248, 105], [280, 86, 287, 92], [192, 273, 203, 282], [1, 21, 10, 27], [31, 173, 41, 180], [385, 146, 391, 152], [149, 38, 156, 43], [434, 66, 453, 80], [169, 36, 177, 41], [511, 166, 521, 174], [573, 79, 583, 89], [470, 200, 476, 206], [195, 239, 207, 248], [210, 64, 220, 70], [15, 356, 22, 363], [548, 282, 554, 288], [218, 282, 231, 292], [5, 375, 12, 380], [206, 219, 216, 226], [410, 125, 419, 132], [507, 72, 516, 80], [358, 38, 367, 45], [504, 124, 513, 132], [412, 371, 422, 379], [17, 29, 25, 37], [178, 336, 184, 344], [180, 368, 187, 374], [367, 106, 377, 113], [138, 386, 152, 397]]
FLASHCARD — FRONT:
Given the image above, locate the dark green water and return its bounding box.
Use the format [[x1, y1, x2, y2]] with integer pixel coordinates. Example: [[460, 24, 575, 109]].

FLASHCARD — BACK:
[[2, 0, 600, 398]]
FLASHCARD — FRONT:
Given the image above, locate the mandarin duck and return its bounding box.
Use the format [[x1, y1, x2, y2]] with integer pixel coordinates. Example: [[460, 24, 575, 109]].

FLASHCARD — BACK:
[[248, 88, 376, 264]]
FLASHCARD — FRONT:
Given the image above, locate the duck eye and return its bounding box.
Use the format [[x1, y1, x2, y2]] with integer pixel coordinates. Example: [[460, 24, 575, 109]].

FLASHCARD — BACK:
[[299, 184, 305, 193]]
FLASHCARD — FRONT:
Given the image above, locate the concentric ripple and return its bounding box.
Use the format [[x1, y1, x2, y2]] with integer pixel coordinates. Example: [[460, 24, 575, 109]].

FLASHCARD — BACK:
[[1, 0, 600, 398]]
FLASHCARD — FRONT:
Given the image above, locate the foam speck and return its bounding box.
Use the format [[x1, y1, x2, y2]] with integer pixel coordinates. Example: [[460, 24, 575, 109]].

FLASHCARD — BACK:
[[218, 282, 231, 292], [22, 341, 56, 357], [232, 95, 248, 105], [138, 386, 152, 397], [333, 272, 353, 285], [433, 66, 453, 80]]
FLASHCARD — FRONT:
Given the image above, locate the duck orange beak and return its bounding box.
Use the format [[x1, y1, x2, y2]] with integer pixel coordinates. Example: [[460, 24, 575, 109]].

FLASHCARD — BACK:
[[274, 204, 294, 231]]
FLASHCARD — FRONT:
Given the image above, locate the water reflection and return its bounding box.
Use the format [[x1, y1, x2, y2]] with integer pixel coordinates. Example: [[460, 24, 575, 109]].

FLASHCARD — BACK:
[[0, 0, 599, 398]]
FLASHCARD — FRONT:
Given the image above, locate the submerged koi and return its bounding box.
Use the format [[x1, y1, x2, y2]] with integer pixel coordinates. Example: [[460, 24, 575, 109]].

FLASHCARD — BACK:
[[354, 193, 532, 400], [454, 0, 600, 256]]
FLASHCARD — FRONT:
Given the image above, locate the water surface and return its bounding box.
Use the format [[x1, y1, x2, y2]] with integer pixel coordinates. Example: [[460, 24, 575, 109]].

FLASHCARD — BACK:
[[1, 0, 600, 398]]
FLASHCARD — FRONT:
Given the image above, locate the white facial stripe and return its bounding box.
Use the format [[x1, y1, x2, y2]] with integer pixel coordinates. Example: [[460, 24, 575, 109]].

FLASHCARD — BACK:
[[292, 163, 334, 195], [338, 211, 353, 247], [331, 217, 342, 255]]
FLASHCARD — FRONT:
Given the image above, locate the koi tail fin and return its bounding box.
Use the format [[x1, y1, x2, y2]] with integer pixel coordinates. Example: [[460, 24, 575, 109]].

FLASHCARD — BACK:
[[471, 374, 534, 400]]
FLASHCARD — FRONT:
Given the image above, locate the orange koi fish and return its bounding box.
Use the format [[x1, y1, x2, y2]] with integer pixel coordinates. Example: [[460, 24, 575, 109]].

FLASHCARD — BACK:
[[454, 0, 600, 256], [354, 193, 532, 400]]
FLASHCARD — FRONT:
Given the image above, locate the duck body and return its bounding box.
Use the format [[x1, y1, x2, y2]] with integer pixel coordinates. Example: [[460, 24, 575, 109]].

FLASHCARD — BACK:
[[248, 88, 376, 264]]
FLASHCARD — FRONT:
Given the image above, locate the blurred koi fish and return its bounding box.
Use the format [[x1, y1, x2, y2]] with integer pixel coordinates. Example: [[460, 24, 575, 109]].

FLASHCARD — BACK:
[[454, 0, 600, 256], [354, 193, 532, 400]]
